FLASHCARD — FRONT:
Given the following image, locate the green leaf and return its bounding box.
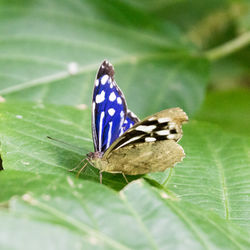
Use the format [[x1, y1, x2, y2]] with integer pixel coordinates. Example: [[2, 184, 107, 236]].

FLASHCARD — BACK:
[[0, 0, 209, 116], [149, 121, 250, 230], [124, 0, 230, 33], [1, 101, 250, 231], [1, 175, 250, 250], [237, 0, 250, 32], [0, 102, 136, 190], [194, 89, 250, 136]]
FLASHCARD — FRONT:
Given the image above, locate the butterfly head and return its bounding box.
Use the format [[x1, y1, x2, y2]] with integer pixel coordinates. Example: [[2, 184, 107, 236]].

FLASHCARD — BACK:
[[87, 151, 103, 160]]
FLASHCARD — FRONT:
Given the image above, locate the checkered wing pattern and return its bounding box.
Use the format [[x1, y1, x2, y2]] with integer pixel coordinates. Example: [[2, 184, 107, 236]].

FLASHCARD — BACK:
[[104, 107, 188, 157], [119, 109, 140, 136]]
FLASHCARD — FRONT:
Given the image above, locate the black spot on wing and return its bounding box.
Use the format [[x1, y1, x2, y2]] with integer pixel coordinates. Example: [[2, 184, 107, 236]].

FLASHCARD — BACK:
[[135, 119, 169, 129], [154, 122, 169, 130], [127, 110, 140, 124], [111, 115, 181, 150], [140, 120, 159, 126], [153, 135, 169, 141], [97, 60, 114, 80]]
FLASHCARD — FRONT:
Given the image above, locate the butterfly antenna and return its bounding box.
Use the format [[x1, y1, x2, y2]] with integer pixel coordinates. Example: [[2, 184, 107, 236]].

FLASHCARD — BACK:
[[47, 136, 89, 152]]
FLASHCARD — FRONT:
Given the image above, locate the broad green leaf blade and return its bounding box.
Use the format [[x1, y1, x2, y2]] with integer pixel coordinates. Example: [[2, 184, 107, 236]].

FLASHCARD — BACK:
[[0, 0, 209, 116], [0, 212, 100, 250], [149, 121, 250, 230], [0, 102, 134, 190], [237, 0, 250, 32], [124, 0, 229, 33], [195, 89, 250, 136], [1, 102, 250, 230], [1, 174, 250, 250]]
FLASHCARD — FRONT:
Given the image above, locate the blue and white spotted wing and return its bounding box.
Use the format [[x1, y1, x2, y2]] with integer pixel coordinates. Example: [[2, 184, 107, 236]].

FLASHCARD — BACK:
[[119, 109, 140, 136], [92, 60, 127, 153]]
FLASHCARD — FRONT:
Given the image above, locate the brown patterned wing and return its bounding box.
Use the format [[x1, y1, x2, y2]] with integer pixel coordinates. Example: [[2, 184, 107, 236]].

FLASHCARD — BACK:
[[104, 107, 188, 158], [103, 140, 185, 175]]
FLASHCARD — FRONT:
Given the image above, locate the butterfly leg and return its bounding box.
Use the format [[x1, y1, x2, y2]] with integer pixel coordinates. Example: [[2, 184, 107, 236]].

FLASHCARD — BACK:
[[99, 171, 104, 184], [76, 161, 88, 178], [69, 158, 86, 172], [122, 173, 129, 183]]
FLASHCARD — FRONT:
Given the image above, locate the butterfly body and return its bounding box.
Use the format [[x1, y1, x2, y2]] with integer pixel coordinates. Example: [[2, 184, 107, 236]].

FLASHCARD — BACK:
[[87, 60, 188, 177]]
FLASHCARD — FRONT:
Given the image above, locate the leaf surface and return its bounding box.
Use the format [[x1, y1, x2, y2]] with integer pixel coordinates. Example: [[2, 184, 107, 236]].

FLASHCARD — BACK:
[[0, 0, 209, 116], [0, 102, 250, 231], [195, 89, 250, 136], [0, 175, 249, 250], [149, 121, 250, 230]]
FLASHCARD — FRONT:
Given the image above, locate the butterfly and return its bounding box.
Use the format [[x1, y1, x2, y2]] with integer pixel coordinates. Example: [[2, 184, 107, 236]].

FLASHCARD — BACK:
[[85, 60, 188, 183]]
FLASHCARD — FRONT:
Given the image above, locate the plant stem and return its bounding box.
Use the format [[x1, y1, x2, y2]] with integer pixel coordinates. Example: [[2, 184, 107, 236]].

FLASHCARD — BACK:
[[205, 31, 250, 61]]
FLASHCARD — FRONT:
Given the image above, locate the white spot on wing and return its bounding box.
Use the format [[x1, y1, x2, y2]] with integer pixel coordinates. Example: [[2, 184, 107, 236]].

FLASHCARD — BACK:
[[120, 111, 124, 117], [148, 117, 156, 121], [119, 127, 124, 136], [109, 92, 116, 102], [96, 90, 105, 104], [117, 97, 122, 104], [98, 112, 105, 151], [106, 122, 113, 149], [108, 108, 115, 116], [145, 137, 156, 142], [136, 125, 156, 132], [101, 75, 109, 85], [156, 130, 170, 136], [167, 134, 176, 140], [168, 122, 176, 130], [158, 117, 170, 123], [117, 136, 142, 149], [95, 79, 99, 87]]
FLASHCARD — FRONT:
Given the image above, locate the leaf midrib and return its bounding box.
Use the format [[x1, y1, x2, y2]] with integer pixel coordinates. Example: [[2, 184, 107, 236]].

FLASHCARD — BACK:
[[0, 51, 191, 96], [119, 191, 159, 250], [205, 136, 230, 220]]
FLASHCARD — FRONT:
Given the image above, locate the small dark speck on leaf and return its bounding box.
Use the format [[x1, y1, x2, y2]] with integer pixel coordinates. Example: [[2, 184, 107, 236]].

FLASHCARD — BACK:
[[0, 155, 3, 170]]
